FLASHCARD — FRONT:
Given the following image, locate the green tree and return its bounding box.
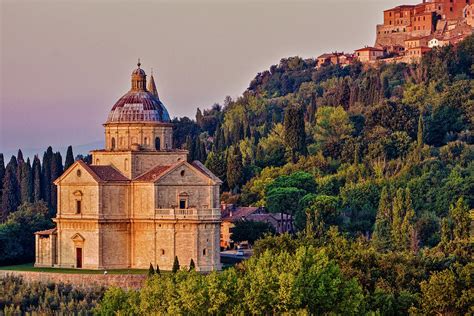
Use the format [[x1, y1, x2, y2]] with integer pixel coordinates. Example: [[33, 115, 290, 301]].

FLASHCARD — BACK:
[[0, 202, 53, 265], [205, 151, 226, 184], [156, 264, 161, 275], [148, 263, 155, 276], [189, 259, 196, 271], [172, 256, 180, 273], [284, 105, 307, 162], [19, 159, 33, 204], [401, 188, 417, 252], [372, 187, 392, 251], [449, 197, 470, 240], [226, 146, 243, 192], [1, 158, 21, 220], [391, 188, 404, 250], [0, 154, 4, 212], [231, 220, 276, 244], [32, 156, 42, 202], [313, 106, 354, 158], [64, 145, 75, 170]]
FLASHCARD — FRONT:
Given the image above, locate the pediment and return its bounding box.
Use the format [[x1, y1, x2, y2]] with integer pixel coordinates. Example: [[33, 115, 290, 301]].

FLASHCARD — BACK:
[[71, 233, 85, 242]]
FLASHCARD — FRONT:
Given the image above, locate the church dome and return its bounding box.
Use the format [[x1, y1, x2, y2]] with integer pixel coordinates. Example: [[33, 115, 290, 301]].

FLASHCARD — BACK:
[[106, 61, 171, 123]]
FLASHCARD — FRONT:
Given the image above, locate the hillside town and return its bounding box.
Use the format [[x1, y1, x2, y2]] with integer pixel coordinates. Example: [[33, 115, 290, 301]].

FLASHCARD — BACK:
[[317, 0, 474, 67]]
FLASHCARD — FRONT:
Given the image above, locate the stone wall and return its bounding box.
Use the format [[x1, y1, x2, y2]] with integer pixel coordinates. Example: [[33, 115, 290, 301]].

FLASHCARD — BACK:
[[0, 270, 146, 290]]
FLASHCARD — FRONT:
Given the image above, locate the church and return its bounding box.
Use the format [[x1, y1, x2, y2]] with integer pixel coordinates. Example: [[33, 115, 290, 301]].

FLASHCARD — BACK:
[[34, 62, 222, 271]]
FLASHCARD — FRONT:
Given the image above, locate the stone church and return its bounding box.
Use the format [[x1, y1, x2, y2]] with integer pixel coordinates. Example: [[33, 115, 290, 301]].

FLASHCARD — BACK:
[[35, 62, 222, 271]]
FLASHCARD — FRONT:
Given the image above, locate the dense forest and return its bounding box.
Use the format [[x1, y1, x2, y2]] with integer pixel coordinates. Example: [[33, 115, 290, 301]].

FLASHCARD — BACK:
[[1, 35, 473, 314]]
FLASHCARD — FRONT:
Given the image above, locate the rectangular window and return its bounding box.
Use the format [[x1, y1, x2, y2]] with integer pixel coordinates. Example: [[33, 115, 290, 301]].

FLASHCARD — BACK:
[[76, 200, 81, 214], [179, 199, 187, 209]]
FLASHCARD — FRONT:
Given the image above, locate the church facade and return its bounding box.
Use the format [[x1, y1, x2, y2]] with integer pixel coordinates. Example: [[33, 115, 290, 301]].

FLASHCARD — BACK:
[[35, 62, 222, 271]]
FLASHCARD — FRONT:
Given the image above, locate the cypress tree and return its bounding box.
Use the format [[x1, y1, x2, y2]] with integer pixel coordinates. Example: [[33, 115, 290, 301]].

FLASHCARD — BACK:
[[156, 264, 161, 275], [415, 114, 424, 162], [16, 150, 24, 186], [196, 108, 204, 127], [189, 258, 196, 271], [401, 188, 416, 251], [20, 159, 33, 203], [185, 136, 194, 162], [50, 152, 63, 212], [32, 156, 42, 202], [199, 141, 207, 162], [0, 154, 5, 210], [172, 256, 180, 273], [41, 147, 53, 207], [391, 188, 404, 250], [372, 187, 392, 252], [226, 146, 243, 192], [64, 146, 75, 170], [205, 151, 227, 182], [148, 263, 155, 276], [1, 159, 21, 220], [284, 105, 307, 163]]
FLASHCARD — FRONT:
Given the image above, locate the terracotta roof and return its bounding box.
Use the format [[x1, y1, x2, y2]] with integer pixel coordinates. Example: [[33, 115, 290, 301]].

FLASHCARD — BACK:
[[89, 165, 129, 182], [317, 53, 333, 59], [134, 165, 172, 181], [222, 206, 261, 222], [35, 228, 57, 235], [355, 46, 384, 52]]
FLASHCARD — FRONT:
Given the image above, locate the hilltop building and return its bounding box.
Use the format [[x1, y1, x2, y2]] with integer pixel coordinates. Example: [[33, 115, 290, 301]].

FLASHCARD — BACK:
[[35, 62, 222, 271]]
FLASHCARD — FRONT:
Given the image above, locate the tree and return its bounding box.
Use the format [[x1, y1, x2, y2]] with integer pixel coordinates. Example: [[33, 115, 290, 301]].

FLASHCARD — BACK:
[[449, 197, 470, 240], [19, 160, 33, 203], [205, 151, 226, 184], [313, 106, 354, 158], [266, 187, 305, 232], [0, 202, 53, 265], [0, 154, 5, 210], [372, 187, 392, 252], [1, 158, 21, 220], [284, 105, 307, 162], [226, 146, 243, 192], [415, 114, 424, 162], [172, 256, 180, 273], [50, 152, 63, 213], [189, 259, 196, 271], [41, 147, 53, 208], [230, 220, 276, 244], [391, 188, 404, 250], [148, 263, 155, 276], [401, 188, 417, 252], [64, 145, 75, 170], [156, 264, 161, 275], [32, 156, 42, 202]]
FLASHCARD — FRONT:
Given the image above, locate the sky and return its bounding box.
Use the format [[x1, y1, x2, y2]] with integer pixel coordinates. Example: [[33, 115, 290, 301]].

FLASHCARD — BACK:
[[0, 0, 419, 158]]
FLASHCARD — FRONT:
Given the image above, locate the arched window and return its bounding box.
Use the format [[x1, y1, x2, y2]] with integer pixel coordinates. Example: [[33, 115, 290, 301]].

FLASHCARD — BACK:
[[155, 137, 161, 150], [73, 191, 83, 214], [111, 137, 116, 150], [144, 137, 149, 146]]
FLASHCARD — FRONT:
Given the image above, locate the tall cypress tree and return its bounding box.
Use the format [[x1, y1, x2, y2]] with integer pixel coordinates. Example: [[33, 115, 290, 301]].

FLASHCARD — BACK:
[[284, 105, 307, 163], [226, 146, 243, 192], [372, 187, 392, 252], [185, 136, 194, 162], [1, 159, 21, 220], [415, 114, 424, 162], [50, 152, 63, 212], [20, 159, 33, 203], [32, 156, 42, 202], [64, 145, 75, 170], [41, 147, 53, 208], [391, 188, 405, 251], [401, 188, 416, 251], [0, 154, 5, 210]]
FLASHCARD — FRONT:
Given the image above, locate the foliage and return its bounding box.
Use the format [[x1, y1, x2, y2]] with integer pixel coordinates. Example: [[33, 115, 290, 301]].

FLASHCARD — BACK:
[[230, 219, 275, 244]]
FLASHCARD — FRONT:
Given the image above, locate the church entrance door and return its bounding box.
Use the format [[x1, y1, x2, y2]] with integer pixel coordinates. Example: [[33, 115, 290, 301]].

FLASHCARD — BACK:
[[76, 248, 82, 268]]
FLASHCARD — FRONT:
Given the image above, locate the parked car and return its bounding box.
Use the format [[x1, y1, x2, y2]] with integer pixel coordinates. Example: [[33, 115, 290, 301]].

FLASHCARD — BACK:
[[236, 250, 245, 256]]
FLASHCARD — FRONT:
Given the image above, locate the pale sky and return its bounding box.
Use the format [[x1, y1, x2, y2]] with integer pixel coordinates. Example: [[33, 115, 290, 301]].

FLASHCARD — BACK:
[[0, 0, 419, 157]]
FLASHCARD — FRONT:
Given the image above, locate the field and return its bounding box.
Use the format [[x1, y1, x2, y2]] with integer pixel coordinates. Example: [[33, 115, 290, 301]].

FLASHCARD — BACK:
[[0, 263, 148, 275]]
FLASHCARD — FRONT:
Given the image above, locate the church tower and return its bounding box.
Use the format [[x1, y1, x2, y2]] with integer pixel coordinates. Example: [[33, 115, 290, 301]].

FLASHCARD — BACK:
[[92, 61, 187, 178]]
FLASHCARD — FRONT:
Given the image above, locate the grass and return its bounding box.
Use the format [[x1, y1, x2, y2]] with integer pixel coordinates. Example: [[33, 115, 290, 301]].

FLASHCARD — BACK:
[[0, 263, 148, 275]]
